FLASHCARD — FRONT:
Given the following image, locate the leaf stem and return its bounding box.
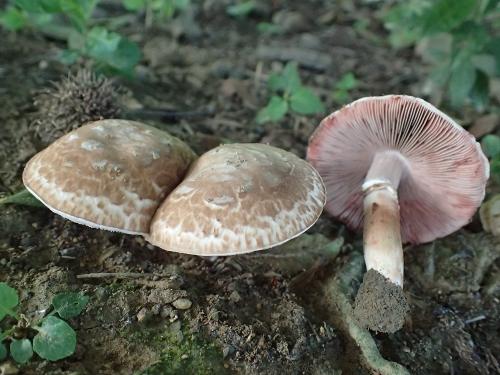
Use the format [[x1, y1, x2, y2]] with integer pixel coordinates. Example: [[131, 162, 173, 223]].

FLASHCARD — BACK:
[[0, 326, 16, 341], [4, 307, 20, 321]]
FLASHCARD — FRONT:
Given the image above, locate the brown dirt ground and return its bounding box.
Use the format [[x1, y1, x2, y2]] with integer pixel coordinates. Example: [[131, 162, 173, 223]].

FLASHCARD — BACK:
[[1, 1, 499, 374]]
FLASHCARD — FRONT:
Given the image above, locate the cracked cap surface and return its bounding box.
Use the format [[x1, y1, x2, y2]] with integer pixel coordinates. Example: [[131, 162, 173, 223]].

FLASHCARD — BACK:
[[23, 119, 196, 234], [147, 143, 326, 255]]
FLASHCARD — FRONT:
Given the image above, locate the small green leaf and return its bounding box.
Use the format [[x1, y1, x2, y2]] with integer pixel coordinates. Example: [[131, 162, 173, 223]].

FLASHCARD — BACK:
[[256, 96, 288, 124], [85, 26, 120, 57], [290, 87, 325, 115], [267, 72, 287, 93], [109, 37, 142, 75], [58, 0, 91, 31], [71, 0, 97, 21], [52, 292, 89, 319], [481, 135, 500, 158], [429, 62, 452, 87], [452, 21, 490, 56], [174, 0, 190, 11], [13, 0, 46, 13], [0, 6, 26, 31], [448, 58, 476, 108], [38, 0, 65, 13], [67, 29, 86, 50], [257, 22, 282, 35], [384, 0, 478, 48], [123, 0, 146, 11], [282, 61, 302, 94], [332, 90, 349, 104], [85, 27, 141, 76], [33, 316, 77, 361], [469, 69, 490, 111], [472, 54, 496, 76], [420, 0, 477, 35], [57, 49, 80, 65], [0, 188, 44, 208], [333, 73, 358, 103], [481, 0, 500, 13], [491, 156, 500, 181], [10, 339, 33, 364], [268, 62, 302, 94], [336, 72, 358, 91], [324, 237, 344, 256], [226, 1, 256, 17], [28, 12, 54, 27], [155, 1, 175, 18], [383, 1, 429, 47], [0, 341, 7, 361], [485, 37, 500, 74], [0, 282, 19, 321]]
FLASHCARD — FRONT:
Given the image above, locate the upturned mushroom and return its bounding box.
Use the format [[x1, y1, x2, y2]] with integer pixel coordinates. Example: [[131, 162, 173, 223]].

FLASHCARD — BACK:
[[307, 95, 489, 332], [23, 119, 196, 234], [147, 143, 326, 255]]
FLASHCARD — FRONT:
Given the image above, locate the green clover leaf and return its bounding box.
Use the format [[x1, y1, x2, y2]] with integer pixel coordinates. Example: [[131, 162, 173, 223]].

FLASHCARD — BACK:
[[0, 341, 7, 361], [482, 135, 500, 158], [33, 316, 77, 361], [0, 283, 19, 320], [256, 96, 288, 124], [10, 339, 33, 364], [52, 292, 89, 319], [289, 87, 324, 115]]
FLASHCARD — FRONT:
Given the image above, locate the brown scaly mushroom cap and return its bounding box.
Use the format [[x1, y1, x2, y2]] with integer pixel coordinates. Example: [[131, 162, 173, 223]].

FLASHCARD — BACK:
[[23, 119, 196, 235], [147, 143, 326, 256], [307, 95, 489, 245]]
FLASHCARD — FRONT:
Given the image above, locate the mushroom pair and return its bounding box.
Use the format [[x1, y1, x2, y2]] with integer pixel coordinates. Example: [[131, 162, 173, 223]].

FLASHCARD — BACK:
[[307, 95, 489, 332], [23, 119, 326, 255]]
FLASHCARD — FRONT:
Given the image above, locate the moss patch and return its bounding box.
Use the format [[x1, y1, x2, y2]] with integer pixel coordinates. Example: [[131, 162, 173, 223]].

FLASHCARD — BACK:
[[129, 323, 228, 375]]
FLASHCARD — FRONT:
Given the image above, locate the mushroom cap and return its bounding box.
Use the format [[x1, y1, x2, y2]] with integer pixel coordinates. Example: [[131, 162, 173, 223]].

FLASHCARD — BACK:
[[23, 119, 196, 234], [147, 143, 326, 255], [307, 95, 489, 244]]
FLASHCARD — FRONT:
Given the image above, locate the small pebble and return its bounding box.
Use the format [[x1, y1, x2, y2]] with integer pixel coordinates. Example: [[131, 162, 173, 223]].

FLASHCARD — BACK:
[[222, 345, 234, 358], [151, 304, 161, 315], [229, 291, 241, 303], [0, 362, 19, 375], [172, 298, 192, 310], [160, 305, 174, 318], [59, 246, 79, 257], [136, 307, 149, 322], [39, 60, 48, 69]]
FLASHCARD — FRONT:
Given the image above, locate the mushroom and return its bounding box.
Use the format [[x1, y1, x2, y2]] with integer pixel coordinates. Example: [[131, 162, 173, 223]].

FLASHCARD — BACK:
[[23, 119, 196, 234], [147, 143, 326, 255], [307, 95, 489, 332]]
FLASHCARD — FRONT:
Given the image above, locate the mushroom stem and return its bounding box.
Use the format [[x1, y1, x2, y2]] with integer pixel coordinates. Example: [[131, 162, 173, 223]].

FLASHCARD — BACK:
[[362, 151, 407, 287], [363, 184, 403, 286]]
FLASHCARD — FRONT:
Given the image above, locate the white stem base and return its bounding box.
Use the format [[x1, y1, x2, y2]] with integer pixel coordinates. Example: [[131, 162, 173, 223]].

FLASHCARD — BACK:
[[363, 185, 404, 287]]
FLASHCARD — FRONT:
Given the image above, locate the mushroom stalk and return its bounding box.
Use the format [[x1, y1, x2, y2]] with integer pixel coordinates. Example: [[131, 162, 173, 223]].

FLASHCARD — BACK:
[[362, 151, 406, 287]]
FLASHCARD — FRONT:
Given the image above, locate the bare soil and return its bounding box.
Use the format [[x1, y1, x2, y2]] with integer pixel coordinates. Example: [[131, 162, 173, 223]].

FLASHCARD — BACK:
[[1, 1, 499, 374]]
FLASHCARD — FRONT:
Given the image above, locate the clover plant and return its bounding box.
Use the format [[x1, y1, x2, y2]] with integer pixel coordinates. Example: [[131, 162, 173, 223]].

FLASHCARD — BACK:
[[256, 62, 325, 124], [0, 282, 89, 364]]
